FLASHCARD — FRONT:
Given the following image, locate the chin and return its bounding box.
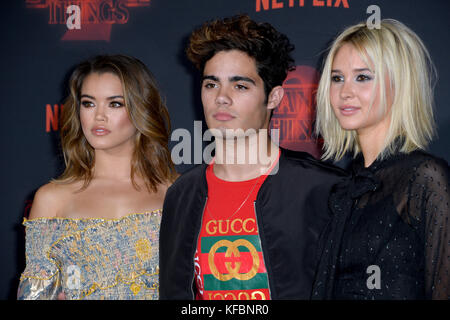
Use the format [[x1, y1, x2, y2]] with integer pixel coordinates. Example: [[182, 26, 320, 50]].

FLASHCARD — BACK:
[[85, 138, 116, 150], [215, 128, 241, 139], [207, 122, 233, 134], [339, 124, 359, 131], [88, 143, 114, 150], [336, 119, 363, 131]]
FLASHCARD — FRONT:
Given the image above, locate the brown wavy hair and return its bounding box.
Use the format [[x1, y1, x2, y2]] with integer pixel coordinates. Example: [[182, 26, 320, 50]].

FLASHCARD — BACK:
[[54, 54, 177, 192], [186, 14, 295, 98]]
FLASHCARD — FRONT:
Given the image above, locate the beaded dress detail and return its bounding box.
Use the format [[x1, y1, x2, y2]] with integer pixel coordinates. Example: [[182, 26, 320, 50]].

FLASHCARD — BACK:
[[18, 210, 161, 300]]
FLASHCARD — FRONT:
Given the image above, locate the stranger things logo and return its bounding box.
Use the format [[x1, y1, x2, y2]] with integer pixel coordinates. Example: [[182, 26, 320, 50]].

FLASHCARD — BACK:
[[25, 0, 151, 41], [270, 65, 323, 159]]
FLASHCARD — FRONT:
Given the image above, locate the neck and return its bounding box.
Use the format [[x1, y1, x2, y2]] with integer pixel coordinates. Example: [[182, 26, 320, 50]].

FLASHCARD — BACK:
[[213, 132, 279, 181], [357, 125, 389, 168], [92, 146, 135, 181]]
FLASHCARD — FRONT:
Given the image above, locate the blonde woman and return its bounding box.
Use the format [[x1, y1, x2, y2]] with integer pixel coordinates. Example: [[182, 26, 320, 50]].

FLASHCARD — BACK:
[[18, 55, 177, 299], [313, 19, 449, 299]]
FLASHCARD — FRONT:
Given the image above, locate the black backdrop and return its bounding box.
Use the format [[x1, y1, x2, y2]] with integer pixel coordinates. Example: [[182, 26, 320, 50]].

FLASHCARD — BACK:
[[1, 0, 449, 300]]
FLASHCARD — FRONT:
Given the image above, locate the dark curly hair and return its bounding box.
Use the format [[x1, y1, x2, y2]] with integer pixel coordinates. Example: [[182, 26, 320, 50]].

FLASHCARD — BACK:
[[186, 14, 295, 99]]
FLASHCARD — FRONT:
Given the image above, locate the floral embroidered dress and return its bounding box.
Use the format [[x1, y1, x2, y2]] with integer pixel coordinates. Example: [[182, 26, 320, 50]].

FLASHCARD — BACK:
[[17, 210, 161, 300]]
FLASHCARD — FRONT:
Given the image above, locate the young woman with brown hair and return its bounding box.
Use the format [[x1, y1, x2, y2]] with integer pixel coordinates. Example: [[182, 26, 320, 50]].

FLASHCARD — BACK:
[[18, 54, 177, 300]]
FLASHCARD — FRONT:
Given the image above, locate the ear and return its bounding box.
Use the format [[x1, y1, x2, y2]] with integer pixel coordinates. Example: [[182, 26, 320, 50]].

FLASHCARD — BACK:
[[266, 86, 284, 110]]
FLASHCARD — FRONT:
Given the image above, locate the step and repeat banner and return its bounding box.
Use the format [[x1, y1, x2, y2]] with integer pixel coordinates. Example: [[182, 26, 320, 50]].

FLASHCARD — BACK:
[[1, 0, 449, 299]]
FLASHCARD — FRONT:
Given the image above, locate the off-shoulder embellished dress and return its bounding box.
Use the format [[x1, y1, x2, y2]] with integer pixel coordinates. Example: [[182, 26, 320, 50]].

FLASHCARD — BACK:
[[17, 210, 162, 300], [312, 151, 449, 300]]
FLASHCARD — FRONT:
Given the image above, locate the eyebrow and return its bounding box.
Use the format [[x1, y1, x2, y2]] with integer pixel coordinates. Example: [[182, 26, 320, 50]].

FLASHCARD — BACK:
[[230, 76, 256, 85], [80, 94, 124, 100], [331, 68, 373, 73], [202, 75, 219, 82], [202, 75, 256, 85]]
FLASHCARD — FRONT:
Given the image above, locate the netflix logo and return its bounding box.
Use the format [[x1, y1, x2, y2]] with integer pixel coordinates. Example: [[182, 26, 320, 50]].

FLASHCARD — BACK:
[[256, 0, 349, 11], [46, 104, 63, 132]]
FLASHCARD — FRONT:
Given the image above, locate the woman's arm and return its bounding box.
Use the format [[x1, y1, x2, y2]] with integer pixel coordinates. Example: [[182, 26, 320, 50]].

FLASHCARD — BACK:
[[413, 158, 450, 299], [17, 183, 62, 299]]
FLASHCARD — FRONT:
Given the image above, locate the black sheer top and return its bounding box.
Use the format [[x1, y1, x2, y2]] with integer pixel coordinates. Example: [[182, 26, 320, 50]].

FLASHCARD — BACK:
[[312, 150, 449, 300]]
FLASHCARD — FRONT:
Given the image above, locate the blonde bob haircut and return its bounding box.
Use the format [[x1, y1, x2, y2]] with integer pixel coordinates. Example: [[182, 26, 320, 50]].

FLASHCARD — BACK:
[[54, 54, 177, 192], [315, 19, 436, 161]]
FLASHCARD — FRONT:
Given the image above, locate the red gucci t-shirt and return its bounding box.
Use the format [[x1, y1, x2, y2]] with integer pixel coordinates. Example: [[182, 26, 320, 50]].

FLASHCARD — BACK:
[[194, 153, 280, 300]]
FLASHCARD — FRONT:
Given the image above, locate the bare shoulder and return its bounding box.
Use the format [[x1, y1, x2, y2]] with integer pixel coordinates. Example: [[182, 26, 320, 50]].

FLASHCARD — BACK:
[[28, 182, 77, 219]]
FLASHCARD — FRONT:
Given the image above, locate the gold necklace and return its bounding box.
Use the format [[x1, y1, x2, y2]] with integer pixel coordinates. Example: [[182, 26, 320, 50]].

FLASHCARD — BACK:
[[206, 173, 263, 221]]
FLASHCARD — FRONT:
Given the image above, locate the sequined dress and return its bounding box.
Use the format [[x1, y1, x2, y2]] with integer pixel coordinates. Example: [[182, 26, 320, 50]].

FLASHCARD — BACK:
[[312, 151, 449, 300], [17, 210, 161, 300]]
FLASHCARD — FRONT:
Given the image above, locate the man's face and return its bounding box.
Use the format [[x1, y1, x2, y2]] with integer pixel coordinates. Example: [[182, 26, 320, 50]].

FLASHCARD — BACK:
[[201, 50, 274, 137]]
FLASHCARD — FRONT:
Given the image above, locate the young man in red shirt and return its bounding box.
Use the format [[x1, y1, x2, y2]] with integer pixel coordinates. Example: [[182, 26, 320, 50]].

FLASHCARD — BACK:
[[159, 15, 346, 300]]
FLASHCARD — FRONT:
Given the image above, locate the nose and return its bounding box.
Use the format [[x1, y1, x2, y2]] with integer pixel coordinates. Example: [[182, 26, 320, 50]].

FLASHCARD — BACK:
[[340, 79, 354, 100], [215, 85, 231, 107], [94, 103, 107, 121]]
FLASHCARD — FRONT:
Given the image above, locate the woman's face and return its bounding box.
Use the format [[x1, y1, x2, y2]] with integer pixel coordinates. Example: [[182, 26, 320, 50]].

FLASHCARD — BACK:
[[79, 72, 137, 153], [329, 43, 392, 137]]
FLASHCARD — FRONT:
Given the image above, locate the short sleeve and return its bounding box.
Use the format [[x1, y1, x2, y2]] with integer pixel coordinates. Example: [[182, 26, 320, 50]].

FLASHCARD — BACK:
[[409, 157, 449, 299], [17, 220, 62, 300]]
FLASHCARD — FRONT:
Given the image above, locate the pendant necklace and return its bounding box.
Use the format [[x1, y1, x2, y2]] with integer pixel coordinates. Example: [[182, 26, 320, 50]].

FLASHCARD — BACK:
[[206, 173, 263, 221]]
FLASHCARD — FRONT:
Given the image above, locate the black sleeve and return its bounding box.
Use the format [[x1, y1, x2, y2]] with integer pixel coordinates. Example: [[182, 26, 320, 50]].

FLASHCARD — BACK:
[[159, 184, 193, 300], [159, 168, 207, 300], [410, 158, 449, 299]]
